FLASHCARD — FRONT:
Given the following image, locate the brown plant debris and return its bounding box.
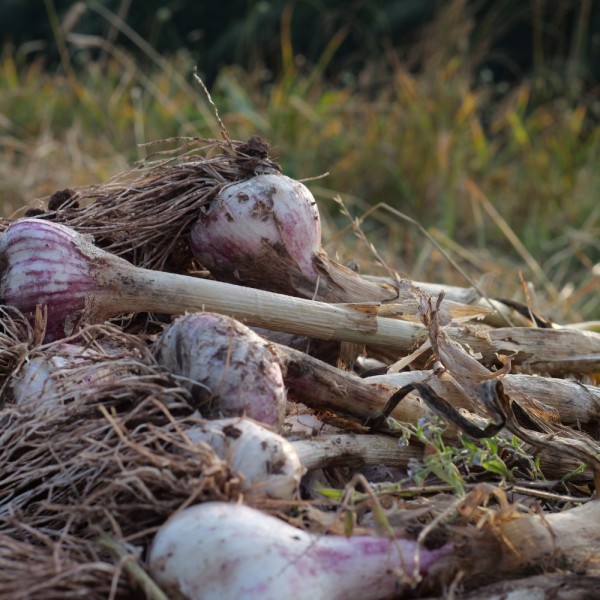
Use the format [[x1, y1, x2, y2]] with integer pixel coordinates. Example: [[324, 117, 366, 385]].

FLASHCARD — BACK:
[[0, 321, 245, 597], [0, 531, 121, 600], [18, 137, 281, 273]]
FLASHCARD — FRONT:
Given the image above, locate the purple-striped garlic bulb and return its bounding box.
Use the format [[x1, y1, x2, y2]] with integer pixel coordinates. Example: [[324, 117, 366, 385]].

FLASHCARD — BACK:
[[192, 174, 320, 285], [183, 418, 305, 500], [155, 313, 286, 429], [191, 174, 397, 302], [149, 502, 452, 600], [0, 219, 107, 342]]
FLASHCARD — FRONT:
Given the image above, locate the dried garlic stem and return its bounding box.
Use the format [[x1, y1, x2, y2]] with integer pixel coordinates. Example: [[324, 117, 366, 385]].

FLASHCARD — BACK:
[[479, 500, 600, 577], [292, 434, 421, 471], [103, 263, 600, 375], [368, 371, 600, 429], [2, 219, 600, 374]]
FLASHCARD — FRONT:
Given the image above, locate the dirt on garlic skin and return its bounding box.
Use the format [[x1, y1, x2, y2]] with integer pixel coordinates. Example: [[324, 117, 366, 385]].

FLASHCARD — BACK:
[[155, 313, 287, 430], [191, 173, 396, 303]]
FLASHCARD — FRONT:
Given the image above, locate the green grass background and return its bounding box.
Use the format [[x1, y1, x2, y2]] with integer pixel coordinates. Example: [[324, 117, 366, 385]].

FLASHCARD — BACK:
[[1, 1, 598, 322]]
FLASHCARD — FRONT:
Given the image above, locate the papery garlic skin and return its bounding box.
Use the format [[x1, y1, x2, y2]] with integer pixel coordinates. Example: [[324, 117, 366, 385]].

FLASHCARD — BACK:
[[184, 418, 305, 500], [155, 313, 286, 430], [149, 502, 452, 600], [191, 174, 321, 288], [9, 342, 134, 410], [11, 343, 91, 408], [0, 219, 103, 342]]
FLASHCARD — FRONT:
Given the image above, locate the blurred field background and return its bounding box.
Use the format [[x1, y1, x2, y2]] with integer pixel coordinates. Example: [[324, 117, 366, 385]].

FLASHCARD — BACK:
[[1, 0, 599, 322]]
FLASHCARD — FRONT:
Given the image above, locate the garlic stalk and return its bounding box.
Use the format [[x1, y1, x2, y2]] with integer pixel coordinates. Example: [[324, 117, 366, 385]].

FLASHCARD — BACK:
[[490, 498, 600, 574], [291, 433, 421, 472], [367, 370, 600, 429], [148, 502, 452, 600], [365, 276, 554, 328], [182, 417, 418, 500], [2, 218, 599, 375]]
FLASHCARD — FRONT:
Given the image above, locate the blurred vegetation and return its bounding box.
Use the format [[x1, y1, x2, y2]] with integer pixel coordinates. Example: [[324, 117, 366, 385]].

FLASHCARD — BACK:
[[0, 0, 599, 321], [2, 0, 599, 84]]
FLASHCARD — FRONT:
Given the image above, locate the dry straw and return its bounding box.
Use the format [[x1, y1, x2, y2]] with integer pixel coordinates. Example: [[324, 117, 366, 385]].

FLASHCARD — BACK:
[[0, 530, 120, 600], [19, 136, 280, 273], [0, 320, 241, 597]]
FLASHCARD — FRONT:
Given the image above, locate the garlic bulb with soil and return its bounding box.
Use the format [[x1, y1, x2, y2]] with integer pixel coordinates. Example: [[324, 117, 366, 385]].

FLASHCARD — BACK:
[[155, 313, 286, 429], [183, 418, 305, 500], [191, 173, 398, 302], [182, 416, 419, 500], [149, 502, 452, 600]]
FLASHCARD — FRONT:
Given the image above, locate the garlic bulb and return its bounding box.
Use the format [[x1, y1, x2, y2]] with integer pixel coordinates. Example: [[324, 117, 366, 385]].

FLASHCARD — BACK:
[[0, 219, 103, 342], [155, 313, 286, 429], [191, 174, 397, 302], [191, 174, 321, 285], [11, 343, 99, 408], [8, 334, 150, 412], [184, 418, 305, 500], [149, 502, 452, 600]]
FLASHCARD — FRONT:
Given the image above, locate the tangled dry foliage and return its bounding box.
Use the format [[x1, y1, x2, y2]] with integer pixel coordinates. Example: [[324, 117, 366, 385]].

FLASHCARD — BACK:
[[14, 136, 280, 273], [0, 313, 244, 599], [0, 135, 599, 599]]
